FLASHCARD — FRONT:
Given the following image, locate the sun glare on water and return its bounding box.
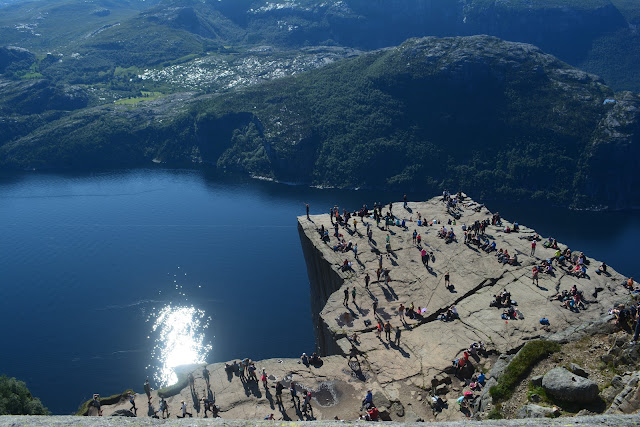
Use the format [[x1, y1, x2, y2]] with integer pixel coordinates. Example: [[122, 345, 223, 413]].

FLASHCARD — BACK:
[[149, 305, 212, 386]]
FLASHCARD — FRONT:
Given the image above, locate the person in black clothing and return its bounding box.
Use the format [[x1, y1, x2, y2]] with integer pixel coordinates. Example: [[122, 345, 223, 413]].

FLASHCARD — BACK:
[[275, 381, 285, 405], [343, 288, 349, 305]]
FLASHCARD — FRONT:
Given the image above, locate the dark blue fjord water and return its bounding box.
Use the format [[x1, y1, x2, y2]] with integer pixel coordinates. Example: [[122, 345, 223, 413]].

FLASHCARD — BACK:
[[0, 169, 637, 414]]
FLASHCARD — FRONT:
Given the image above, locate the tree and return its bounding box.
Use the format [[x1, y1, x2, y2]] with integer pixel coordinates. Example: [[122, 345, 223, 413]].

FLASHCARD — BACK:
[[0, 375, 50, 415]]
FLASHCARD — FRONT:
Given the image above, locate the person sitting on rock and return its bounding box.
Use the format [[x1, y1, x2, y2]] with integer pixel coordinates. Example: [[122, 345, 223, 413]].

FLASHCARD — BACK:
[[445, 305, 458, 321], [596, 262, 607, 275], [430, 395, 446, 413], [561, 296, 576, 311], [367, 405, 379, 421], [453, 357, 466, 373], [310, 352, 320, 365], [500, 290, 511, 306], [301, 353, 309, 366], [573, 293, 587, 310], [477, 372, 486, 385], [626, 277, 635, 290], [469, 380, 481, 391], [502, 306, 517, 320]]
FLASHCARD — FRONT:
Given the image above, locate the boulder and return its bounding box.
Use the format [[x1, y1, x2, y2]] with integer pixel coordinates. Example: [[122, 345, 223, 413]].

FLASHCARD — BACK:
[[611, 375, 625, 389], [516, 404, 557, 419], [404, 409, 423, 422], [606, 371, 640, 414], [111, 409, 136, 417], [601, 354, 614, 363], [542, 367, 600, 403], [489, 354, 513, 379], [378, 406, 392, 421], [474, 377, 497, 413], [390, 401, 404, 417], [435, 384, 448, 395], [569, 363, 589, 378], [372, 391, 391, 409]]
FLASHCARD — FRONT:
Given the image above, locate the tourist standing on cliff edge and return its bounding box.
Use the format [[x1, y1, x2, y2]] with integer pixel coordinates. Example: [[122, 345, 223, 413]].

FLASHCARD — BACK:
[[306, 203, 310, 219], [144, 378, 151, 403]]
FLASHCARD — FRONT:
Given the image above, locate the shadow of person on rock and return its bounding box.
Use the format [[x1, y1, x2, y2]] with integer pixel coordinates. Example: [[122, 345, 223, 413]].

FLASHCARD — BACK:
[[380, 286, 394, 301], [385, 284, 398, 300], [247, 380, 263, 399], [355, 304, 369, 317], [465, 244, 480, 253], [265, 388, 275, 410], [378, 308, 392, 320], [391, 343, 411, 358], [277, 403, 292, 421], [190, 390, 200, 415], [293, 400, 304, 420]]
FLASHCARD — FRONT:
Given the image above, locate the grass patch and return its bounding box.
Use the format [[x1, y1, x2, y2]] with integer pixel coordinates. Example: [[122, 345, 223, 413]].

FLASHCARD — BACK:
[[114, 91, 163, 105], [76, 389, 133, 415], [19, 72, 44, 80], [490, 340, 561, 402], [487, 404, 504, 419], [157, 377, 189, 399], [527, 385, 550, 403]]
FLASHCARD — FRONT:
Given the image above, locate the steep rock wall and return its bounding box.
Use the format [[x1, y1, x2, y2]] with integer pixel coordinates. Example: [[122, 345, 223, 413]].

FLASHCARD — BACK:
[[297, 221, 345, 356]]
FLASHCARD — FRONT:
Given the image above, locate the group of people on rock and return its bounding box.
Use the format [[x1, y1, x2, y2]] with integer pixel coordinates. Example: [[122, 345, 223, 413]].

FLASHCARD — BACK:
[[443, 341, 488, 417], [300, 352, 322, 367], [496, 248, 518, 265], [549, 284, 587, 312]]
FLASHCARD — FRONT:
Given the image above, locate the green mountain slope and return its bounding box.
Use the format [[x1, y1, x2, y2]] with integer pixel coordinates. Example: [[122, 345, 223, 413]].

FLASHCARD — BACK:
[[1, 36, 638, 209]]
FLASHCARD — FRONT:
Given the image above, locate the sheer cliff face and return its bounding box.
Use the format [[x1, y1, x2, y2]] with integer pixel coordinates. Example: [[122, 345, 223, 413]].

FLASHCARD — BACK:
[[298, 222, 344, 356], [581, 93, 640, 210]]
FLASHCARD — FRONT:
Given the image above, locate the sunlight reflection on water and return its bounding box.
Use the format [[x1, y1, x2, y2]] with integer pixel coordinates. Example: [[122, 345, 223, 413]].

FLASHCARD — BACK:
[[148, 305, 212, 386]]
